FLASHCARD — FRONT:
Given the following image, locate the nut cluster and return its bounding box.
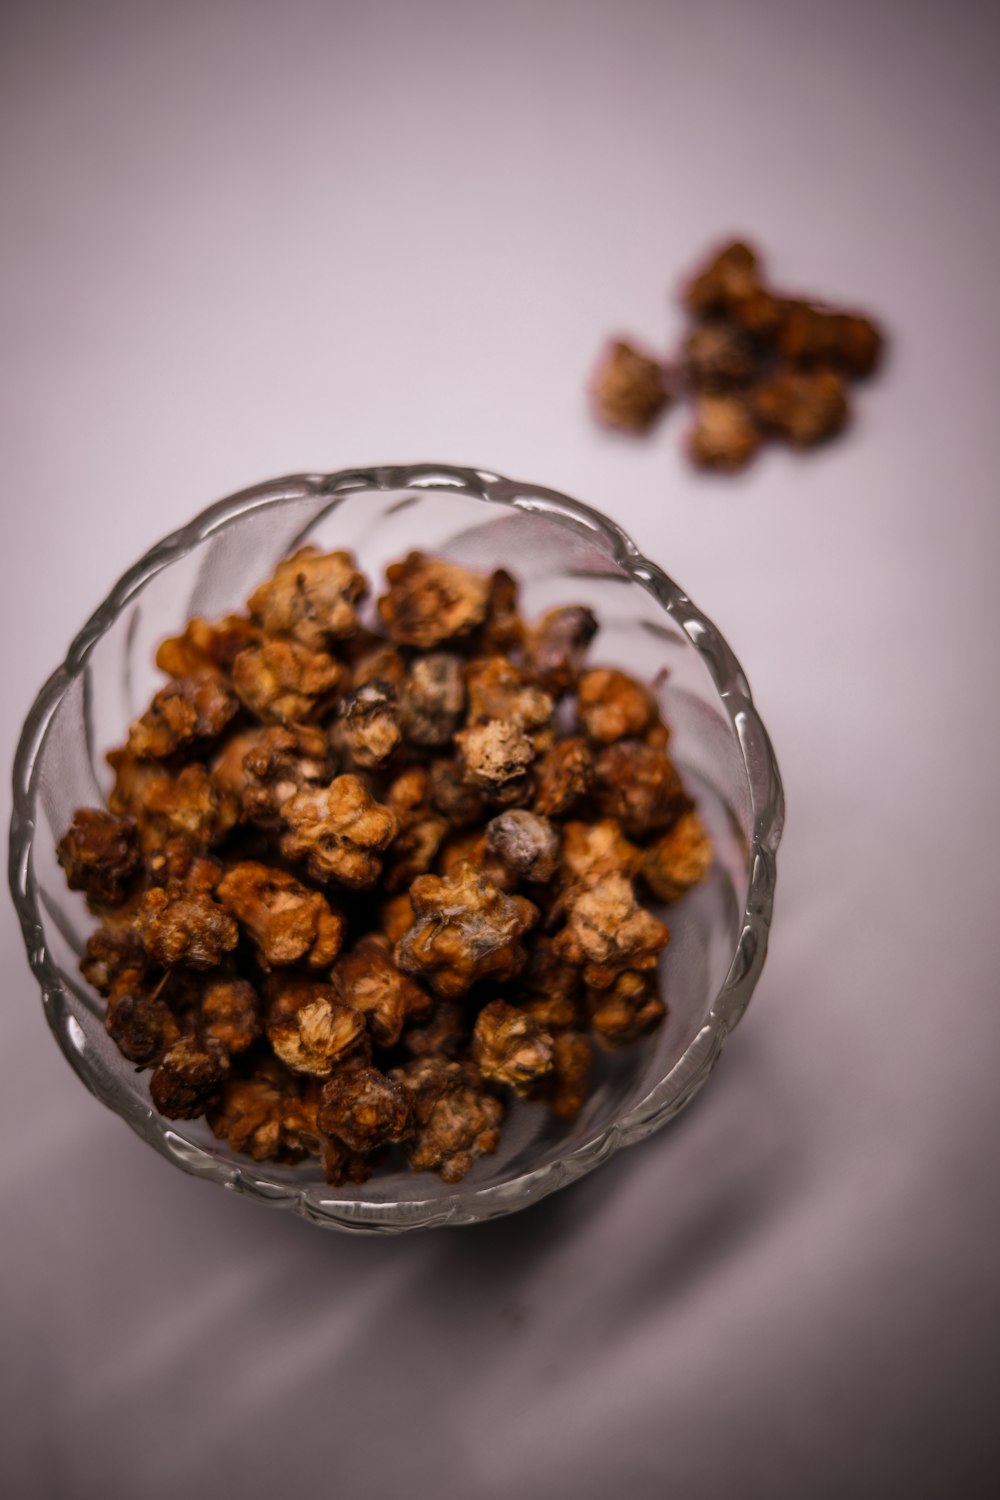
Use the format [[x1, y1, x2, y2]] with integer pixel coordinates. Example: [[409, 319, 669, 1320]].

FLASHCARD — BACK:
[[58, 546, 712, 1186], [590, 237, 884, 471]]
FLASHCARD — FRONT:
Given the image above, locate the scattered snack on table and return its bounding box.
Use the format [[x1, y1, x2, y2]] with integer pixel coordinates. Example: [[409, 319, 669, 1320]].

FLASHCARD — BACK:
[[589, 236, 885, 471], [58, 547, 713, 1185]]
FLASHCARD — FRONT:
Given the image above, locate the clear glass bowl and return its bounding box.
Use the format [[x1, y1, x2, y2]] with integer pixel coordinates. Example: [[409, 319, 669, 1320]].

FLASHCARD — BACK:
[[9, 465, 783, 1233]]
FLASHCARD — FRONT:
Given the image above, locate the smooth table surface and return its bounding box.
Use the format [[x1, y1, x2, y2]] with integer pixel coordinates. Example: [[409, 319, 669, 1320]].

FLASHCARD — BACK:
[[2, 2, 998, 1496]]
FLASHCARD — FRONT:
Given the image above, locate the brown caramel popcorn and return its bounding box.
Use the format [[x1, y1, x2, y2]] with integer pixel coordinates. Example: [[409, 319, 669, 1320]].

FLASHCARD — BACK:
[[687, 394, 762, 472], [268, 993, 367, 1077], [561, 818, 641, 890], [472, 1001, 554, 1095], [109, 755, 239, 850], [156, 615, 262, 678], [578, 668, 655, 744], [532, 737, 594, 819], [127, 673, 239, 760], [591, 339, 671, 433], [149, 1035, 228, 1120], [396, 862, 539, 999], [216, 862, 345, 969], [484, 809, 560, 885], [236, 724, 336, 828], [63, 546, 713, 1188], [522, 607, 597, 695], [377, 552, 491, 649], [318, 1065, 413, 1152], [455, 720, 535, 805], [200, 977, 261, 1056], [231, 637, 346, 723], [57, 809, 139, 907], [590, 236, 885, 472], [750, 367, 849, 447], [246, 547, 367, 648], [332, 934, 432, 1047], [554, 874, 669, 989], [334, 681, 403, 769], [105, 971, 180, 1065], [138, 883, 239, 970], [594, 740, 690, 837], [392, 1056, 504, 1184], [401, 653, 466, 747], [280, 775, 398, 888], [587, 971, 666, 1048], [534, 1030, 592, 1119], [428, 755, 486, 827], [464, 657, 554, 742], [640, 811, 713, 903]]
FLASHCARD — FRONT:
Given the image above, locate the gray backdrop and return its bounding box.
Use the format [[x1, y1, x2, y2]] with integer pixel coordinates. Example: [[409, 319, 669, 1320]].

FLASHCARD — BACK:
[[2, 2, 998, 1496]]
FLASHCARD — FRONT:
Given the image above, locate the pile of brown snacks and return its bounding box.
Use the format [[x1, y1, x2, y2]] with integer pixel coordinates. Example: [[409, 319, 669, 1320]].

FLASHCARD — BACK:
[[57, 548, 712, 1186], [590, 238, 884, 471]]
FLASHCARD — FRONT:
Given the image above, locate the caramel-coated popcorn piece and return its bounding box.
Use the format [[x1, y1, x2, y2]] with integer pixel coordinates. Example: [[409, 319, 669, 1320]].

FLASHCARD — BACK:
[[750, 368, 849, 447], [108, 754, 239, 850], [401, 1000, 467, 1059], [683, 320, 760, 391], [350, 640, 408, 691], [381, 766, 449, 894], [521, 606, 598, 695], [401, 652, 466, 747], [591, 339, 671, 433], [455, 720, 535, 805], [472, 1000, 554, 1095], [56, 808, 139, 907], [687, 394, 761, 472], [207, 1063, 313, 1163], [554, 874, 669, 990], [334, 680, 402, 769], [138, 883, 239, 970], [561, 818, 641, 889], [200, 977, 261, 1056], [587, 971, 666, 1047], [318, 1065, 413, 1153], [105, 970, 180, 1065], [640, 811, 713, 903], [145, 838, 223, 893], [280, 775, 398, 889], [332, 934, 432, 1047], [156, 615, 262, 678], [231, 637, 347, 723], [391, 1055, 504, 1183], [396, 861, 539, 999], [379, 891, 415, 945], [534, 1030, 592, 1119], [237, 724, 336, 828], [484, 809, 560, 885], [268, 994, 367, 1077], [149, 1035, 228, 1120], [520, 933, 583, 1030], [377, 552, 491, 649], [532, 737, 594, 819], [127, 672, 239, 760], [428, 756, 486, 828], [216, 862, 345, 969], [476, 569, 524, 655], [81, 914, 146, 996], [246, 546, 367, 648], [464, 657, 554, 742], [594, 740, 690, 837], [683, 240, 781, 337], [775, 299, 883, 376], [578, 667, 656, 744]]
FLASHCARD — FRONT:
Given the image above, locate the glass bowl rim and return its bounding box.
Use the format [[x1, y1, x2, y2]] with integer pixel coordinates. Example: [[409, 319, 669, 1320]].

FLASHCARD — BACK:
[[9, 463, 784, 1233]]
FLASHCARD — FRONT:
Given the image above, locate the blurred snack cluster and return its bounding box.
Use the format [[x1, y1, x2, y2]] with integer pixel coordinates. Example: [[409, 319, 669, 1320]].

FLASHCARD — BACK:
[[590, 238, 885, 471]]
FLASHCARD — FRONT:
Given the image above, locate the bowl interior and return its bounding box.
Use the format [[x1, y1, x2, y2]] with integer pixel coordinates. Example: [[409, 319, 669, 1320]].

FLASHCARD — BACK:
[[23, 473, 762, 1227]]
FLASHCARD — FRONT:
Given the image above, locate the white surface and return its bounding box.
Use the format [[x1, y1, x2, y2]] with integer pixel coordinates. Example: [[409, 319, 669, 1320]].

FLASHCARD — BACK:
[[2, 2, 998, 1496]]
